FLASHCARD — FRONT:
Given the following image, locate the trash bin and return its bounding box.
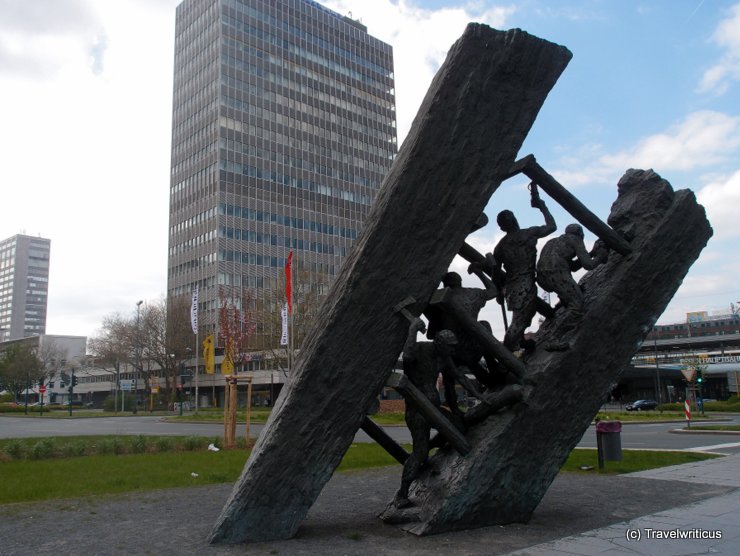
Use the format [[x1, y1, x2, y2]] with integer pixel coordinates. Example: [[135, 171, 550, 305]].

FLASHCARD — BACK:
[[596, 420, 622, 461]]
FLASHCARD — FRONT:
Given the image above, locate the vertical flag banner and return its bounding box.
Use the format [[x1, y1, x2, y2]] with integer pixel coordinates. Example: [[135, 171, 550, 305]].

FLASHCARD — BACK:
[[203, 334, 215, 374], [280, 304, 289, 346], [285, 251, 293, 314], [190, 285, 199, 334]]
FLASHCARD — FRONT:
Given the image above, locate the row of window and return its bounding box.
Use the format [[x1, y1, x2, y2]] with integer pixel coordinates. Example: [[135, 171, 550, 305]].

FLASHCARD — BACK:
[[170, 206, 217, 235], [219, 136, 379, 188], [219, 225, 344, 256], [217, 272, 265, 288], [168, 252, 217, 281], [169, 230, 217, 258], [219, 250, 288, 267], [222, 118, 390, 171], [219, 202, 357, 238], [221, 28, 388, 105], [224, 18, 392, 105], [220, 71, 394, 147], [218, 58, 394, 154], [221, 89, 392, 147], [222, 0, 392, 77], [218, 158, 373, 205]]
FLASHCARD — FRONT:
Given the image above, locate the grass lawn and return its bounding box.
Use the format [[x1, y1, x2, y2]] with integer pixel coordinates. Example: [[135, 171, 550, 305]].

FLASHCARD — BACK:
[[167, 407, 273, 423], [167, 408, 726, 426], [681, 424, 740, 432], [0, 435, 720, 505], [595, 411, 708, 422], [562, 449, 719, 474]]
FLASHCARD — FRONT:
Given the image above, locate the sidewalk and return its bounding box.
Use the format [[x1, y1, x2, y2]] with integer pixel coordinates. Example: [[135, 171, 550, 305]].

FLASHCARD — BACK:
[[505, 452, 740, 555], [0, 454, 737, 555]]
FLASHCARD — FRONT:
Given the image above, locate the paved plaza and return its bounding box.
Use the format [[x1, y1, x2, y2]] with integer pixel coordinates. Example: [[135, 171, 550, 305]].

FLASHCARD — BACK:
[[1, 451, 738, 555]]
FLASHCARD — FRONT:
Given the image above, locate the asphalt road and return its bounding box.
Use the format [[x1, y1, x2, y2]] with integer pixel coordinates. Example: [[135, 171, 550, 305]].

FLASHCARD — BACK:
[[2, 413, 740, 454]]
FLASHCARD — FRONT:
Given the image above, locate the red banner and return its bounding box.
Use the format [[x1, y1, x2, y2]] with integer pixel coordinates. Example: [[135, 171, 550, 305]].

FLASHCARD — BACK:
[[285, 251, 293, 314]]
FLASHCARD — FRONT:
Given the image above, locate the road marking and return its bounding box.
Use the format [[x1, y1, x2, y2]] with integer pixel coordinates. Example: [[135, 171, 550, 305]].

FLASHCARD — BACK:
[[687, 441, 740, 452]]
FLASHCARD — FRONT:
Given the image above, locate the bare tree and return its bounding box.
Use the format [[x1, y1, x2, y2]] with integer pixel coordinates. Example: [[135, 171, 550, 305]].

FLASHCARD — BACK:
[[144, 295, 193, 401], [36, 339, 69, 382], [218, 287, 257, 373], [0, 343, 44, 401], [89, 296, 194, 404], [254, 268, 330, 367]]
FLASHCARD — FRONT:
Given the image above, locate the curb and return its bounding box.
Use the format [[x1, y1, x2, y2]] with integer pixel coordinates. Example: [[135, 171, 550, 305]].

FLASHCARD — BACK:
[[668, 428, 740, 435]]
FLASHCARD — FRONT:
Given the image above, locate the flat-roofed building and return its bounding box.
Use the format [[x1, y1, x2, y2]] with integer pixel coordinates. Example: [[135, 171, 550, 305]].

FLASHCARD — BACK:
[[167, 0, 396, 348]]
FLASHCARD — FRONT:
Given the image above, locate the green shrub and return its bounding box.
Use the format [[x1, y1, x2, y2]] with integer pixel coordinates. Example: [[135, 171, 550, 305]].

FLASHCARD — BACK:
[[0, 404, 44, 413], [102, 393, 137, 412], [96, 438, 124, 455], [63, 441, 88, 458], [102, 395, 115, 412], [112, 438, 124, 455], [30, 439, 55, 460], [129, 435, 148, 454], [4, 440, 25, 459], [183, 436, 204, 451], [155, 437, 175, 452]]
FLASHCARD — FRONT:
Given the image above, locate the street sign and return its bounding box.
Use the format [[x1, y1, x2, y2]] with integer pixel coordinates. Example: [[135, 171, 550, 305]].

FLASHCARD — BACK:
[[120, 380, 134, 391], [39, 386, 47, 393]]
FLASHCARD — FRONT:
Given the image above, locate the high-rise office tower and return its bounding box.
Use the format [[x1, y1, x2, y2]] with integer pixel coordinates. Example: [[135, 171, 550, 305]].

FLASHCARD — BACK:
[[167, 0, 396, 348], [0, 234, 51, 341]]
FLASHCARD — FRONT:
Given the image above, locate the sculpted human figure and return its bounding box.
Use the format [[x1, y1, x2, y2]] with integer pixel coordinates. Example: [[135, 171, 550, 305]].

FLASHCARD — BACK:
[[426, 268, 501, 391], [394, 318, 442, 507], [435, 328, 486, 417], [492, 188, 556, 351], [536, 223, 607, 313]]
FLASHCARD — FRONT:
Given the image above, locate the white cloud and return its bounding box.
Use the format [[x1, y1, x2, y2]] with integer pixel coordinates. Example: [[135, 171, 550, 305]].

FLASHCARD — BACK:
[[697, 169, 740, 240], [323, 0, 515, 142], [601, 111, 740, 172], [0, 0, 103, 79], [699, 3, 740, 95], [550, 111, 740, 188], [0, 0, 179, 337]]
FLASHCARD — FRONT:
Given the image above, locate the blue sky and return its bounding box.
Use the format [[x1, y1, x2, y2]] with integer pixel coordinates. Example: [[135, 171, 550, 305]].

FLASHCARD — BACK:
[[0, 0, 738, 341]]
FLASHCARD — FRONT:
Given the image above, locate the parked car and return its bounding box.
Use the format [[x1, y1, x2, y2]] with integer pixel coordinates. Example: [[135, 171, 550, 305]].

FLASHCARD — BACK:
[[625, 399, 659, 411]]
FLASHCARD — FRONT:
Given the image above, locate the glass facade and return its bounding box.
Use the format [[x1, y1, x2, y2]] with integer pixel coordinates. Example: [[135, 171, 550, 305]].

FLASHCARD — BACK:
[[0, 234, 51, 340], [167, 0, 396, 347]]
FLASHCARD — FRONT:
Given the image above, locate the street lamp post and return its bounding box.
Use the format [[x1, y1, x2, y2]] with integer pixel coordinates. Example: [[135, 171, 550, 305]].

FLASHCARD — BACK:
[[653, 336, 662, 405], [135, 300, 143, 415]]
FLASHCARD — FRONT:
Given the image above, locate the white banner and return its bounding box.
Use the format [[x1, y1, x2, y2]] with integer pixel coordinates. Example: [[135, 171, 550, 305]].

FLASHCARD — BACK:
[[190, 285, 199, 334], [280, 303, 288, 346]]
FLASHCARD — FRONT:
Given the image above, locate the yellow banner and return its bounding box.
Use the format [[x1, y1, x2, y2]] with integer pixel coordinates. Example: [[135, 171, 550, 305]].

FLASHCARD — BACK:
[[203, 334, 215, 374], [222, 338, 235, 375]]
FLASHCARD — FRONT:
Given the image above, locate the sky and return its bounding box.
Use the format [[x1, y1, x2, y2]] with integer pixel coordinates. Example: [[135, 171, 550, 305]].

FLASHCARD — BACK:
[[1, 0, 739, 342]]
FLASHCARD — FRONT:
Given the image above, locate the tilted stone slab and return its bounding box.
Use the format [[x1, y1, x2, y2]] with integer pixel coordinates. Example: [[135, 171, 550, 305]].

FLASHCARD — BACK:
[[394, 169, 712, 535], [209, 24, 572, 544]]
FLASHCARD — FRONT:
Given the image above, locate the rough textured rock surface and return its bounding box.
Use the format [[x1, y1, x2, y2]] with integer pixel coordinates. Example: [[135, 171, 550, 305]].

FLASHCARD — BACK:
[[607, 169, 675, 242], [209, 24, 572, 544], [394, 169, 712, 536]]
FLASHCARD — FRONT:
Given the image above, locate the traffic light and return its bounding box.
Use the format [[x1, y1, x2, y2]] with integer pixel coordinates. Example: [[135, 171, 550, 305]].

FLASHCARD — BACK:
[[696, 369, 704, 384], [72, 374, 78, 387], [38, 376, 44, 387]]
